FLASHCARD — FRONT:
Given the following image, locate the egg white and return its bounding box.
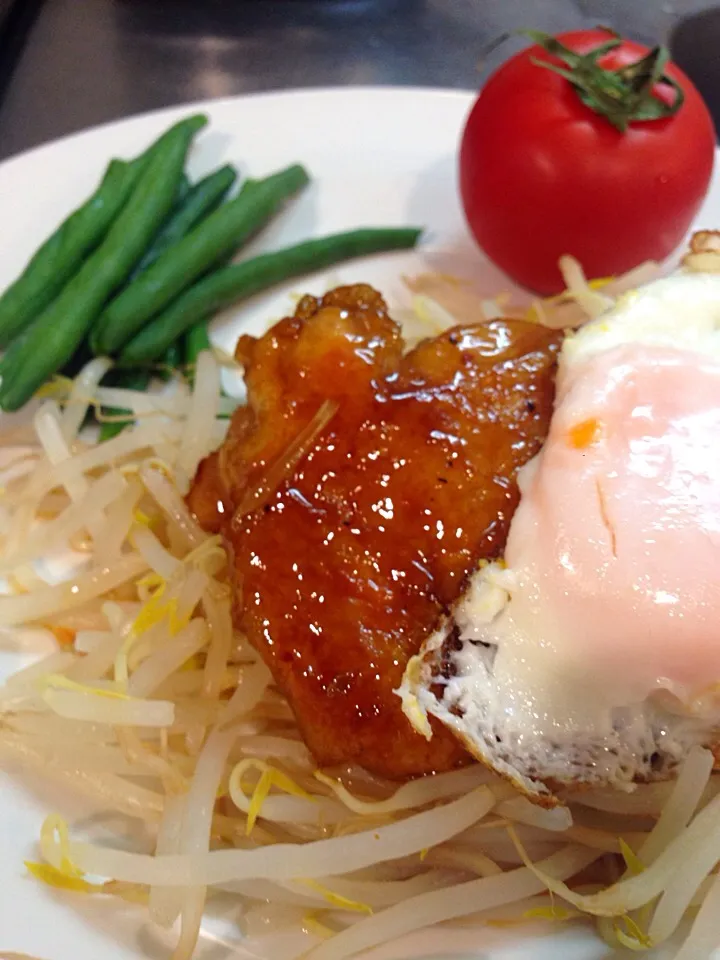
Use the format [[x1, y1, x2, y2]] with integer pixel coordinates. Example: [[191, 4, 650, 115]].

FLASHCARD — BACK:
[[406, 271, 720, 799]]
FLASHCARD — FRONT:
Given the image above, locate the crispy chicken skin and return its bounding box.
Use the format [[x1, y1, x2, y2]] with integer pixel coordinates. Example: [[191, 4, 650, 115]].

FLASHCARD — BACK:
[[187, 285, 561, 779]]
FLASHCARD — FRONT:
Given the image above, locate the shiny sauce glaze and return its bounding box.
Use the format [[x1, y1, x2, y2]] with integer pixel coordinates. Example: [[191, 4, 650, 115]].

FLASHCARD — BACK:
[[188, 285, 561, 778]]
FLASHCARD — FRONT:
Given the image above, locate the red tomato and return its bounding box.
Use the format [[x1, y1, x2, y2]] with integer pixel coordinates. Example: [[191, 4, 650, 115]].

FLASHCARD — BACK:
[[459, 29, 716, 294]]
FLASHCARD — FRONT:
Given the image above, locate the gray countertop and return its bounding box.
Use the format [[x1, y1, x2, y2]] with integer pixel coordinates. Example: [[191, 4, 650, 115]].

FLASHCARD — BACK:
[[0, 0, 719, 161]]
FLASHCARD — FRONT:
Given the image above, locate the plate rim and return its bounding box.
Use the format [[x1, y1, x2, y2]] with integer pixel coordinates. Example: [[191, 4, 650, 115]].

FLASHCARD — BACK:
[[0, 85, 477, 172]]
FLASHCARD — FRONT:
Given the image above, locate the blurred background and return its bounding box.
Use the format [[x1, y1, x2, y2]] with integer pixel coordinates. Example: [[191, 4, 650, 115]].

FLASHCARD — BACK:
[[0, 0, 718, 161]]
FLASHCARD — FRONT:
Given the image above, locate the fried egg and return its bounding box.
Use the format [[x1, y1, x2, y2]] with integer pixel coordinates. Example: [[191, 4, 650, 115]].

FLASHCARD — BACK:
[[403, 271, 720, 802]]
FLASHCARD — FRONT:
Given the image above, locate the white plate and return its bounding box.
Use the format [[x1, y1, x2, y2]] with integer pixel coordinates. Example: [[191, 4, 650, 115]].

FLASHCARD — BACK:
[[1, 86, 719, 960]]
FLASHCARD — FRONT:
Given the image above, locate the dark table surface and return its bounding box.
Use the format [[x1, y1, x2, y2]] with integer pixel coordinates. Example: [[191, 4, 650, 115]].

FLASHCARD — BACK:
[[0, 0, 719, 162]]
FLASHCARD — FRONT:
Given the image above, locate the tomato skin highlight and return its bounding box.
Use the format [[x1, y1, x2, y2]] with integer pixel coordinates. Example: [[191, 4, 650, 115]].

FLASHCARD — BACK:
[[459, 29, 716, 295]]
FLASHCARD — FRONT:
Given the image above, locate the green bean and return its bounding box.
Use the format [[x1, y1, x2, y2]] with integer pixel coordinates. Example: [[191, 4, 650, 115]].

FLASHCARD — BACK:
[[184, 321, 212, 367], [98, 168, 227, 401], [71, 171, 190, 376], [176, 173, 192, 203], [0, 114, 207, 412], [126, 172, 190, 280], [120, 227, 422, 364], [0, 158, 144, 348], [0, 148, 188, 352], [158, 339, 182, 380], [93, 164, 310, 355], [58, 180, 191, 387], [133, 165, 237, 275], [183, 320, 212, 386], [0, 321, 34, 384], [60, 340, 94, 380]]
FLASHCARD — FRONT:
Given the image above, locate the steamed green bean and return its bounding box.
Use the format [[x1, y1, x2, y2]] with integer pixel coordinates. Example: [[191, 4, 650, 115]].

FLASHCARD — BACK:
[[92, 164, 309, 355], [0, 159, 144, 348], [121, 227, 422, 363], [0, 114, 207, 412]]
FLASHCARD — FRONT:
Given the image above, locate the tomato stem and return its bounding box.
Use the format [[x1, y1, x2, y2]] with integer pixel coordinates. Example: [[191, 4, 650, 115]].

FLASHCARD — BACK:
[[523, 29, 685, 133]]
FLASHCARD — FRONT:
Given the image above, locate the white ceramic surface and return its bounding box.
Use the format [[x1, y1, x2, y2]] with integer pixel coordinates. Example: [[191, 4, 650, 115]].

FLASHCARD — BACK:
[[1, 87, 719, 960]]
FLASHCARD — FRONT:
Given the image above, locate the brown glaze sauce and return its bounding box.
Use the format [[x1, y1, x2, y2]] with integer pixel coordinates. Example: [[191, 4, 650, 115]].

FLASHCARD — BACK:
[[187, 285, 560, 779]]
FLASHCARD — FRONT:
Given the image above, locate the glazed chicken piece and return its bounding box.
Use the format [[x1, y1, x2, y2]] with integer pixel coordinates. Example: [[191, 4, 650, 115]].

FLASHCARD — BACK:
[[188, 285, 561, 779]]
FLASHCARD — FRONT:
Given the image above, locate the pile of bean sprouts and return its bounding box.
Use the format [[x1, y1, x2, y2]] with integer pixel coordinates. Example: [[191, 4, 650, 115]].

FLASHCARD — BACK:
[[1, 296, 719, 960]]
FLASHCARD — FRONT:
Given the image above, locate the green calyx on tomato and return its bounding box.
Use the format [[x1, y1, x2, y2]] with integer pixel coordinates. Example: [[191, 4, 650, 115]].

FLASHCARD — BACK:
[[523, 29, 684, 133]]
